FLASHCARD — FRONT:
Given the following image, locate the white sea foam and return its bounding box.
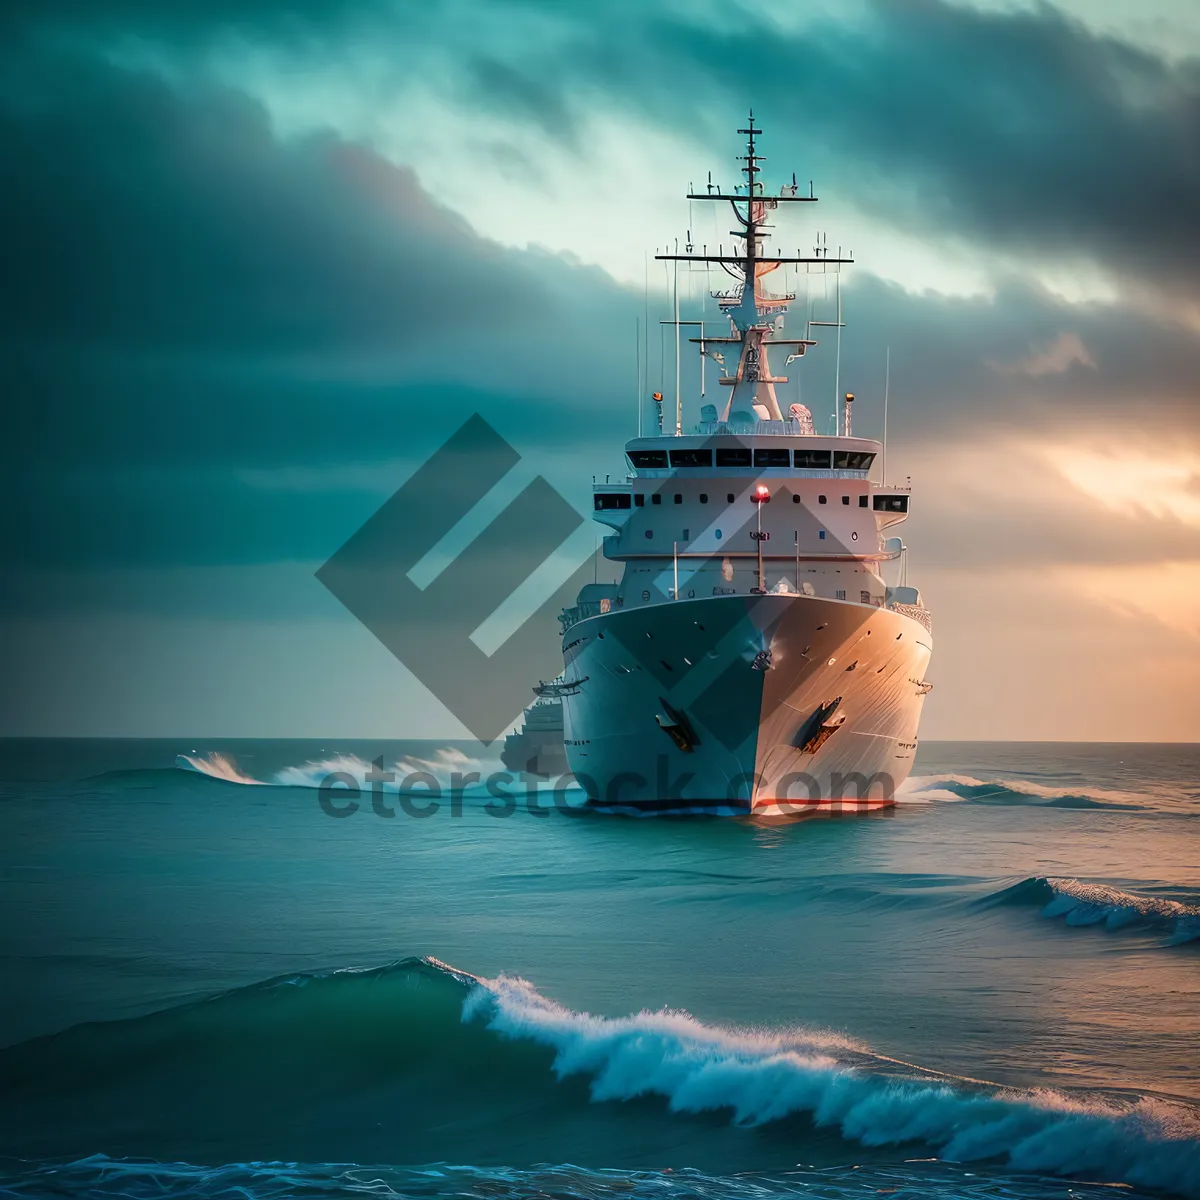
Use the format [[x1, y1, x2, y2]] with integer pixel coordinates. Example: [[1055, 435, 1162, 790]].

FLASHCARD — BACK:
[[179, 747, 538, 797], [177, 751, 265, 786], [463, 972, 1200, 1198], [899, 774, 1152, 811]]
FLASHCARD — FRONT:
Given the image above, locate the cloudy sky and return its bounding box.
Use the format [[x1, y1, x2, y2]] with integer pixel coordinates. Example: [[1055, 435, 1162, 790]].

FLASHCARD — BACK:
[[1, 0, 1198, 741]]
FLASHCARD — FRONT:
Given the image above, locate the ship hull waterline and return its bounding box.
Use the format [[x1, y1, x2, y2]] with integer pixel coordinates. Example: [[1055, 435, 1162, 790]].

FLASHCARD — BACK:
[[561, 593, 931, 814]]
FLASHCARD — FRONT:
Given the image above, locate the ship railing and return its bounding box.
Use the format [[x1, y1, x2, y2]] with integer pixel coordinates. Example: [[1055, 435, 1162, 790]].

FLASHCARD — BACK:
[[693, 418, 809, 437], [559, 598, 618, 633], [888, 602, 933, 634]]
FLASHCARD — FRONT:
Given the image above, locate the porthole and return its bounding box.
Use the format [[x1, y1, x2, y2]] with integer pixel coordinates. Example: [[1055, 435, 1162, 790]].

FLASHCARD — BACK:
[[641, 589, 651, 601], [700, 494, 708, 504], [645, 529, 653, 539], [687, 589, 695, 598], [819, 495, 827, 504], [715, 529, 723, 540], [851, 531, 858, 541], [674, 494, 682, 504], [792, 494, 801, 504], [727, 493, 734, 503]]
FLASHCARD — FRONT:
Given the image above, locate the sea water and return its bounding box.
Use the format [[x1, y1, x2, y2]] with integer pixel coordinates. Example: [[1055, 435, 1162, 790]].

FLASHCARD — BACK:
[[0, 739, 1196, 1200]]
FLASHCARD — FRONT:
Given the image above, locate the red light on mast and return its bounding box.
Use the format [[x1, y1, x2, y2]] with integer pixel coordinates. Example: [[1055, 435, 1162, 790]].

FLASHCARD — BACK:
[[751, 485, 771, 504]]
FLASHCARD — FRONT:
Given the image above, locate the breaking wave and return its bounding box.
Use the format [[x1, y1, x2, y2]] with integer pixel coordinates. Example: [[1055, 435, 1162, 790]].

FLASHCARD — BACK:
[[178, 747, 511, 795], [1, 958, 1196, 1198], [985, 877, 1200, 945], [902, 774, 1157, 811]]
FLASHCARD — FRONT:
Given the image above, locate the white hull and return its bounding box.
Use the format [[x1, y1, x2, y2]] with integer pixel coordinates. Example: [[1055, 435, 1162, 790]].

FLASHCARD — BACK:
[[561, 593, 931, 813]]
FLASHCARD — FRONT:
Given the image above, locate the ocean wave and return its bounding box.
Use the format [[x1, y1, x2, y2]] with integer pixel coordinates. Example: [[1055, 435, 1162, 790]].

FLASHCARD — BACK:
[[985, 877, 1200, 945], [1, 959, 1196, 1198], [0, 1155, 1173, 1200], [176, 751, 265, 786], [468, 966, 1200, 1197], [177, 748, 523, 796], [901, 774, 1155, 811]]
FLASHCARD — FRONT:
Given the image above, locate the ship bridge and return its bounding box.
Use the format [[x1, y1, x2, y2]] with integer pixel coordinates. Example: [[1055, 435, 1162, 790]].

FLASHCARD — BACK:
[[579, 112, 923, 622]]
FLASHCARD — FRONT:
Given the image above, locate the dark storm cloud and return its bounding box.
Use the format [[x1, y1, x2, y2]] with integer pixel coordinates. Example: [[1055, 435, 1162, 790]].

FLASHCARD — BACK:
[[0, 13, 1197, 583], [0, 46, 637, 575], [0, 52, 555, 357], [0, 0, 372, 39], [11, 0, 1199, 301], [822, 273, 1200, 439], [0, 46, 638, 467], [457, 0, 1200, 304]]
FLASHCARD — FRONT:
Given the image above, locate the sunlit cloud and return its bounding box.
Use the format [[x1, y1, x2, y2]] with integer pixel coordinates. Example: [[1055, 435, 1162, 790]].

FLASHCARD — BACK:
[[1050, 447, 1200, 528], [1064, 560, 1200, 641]]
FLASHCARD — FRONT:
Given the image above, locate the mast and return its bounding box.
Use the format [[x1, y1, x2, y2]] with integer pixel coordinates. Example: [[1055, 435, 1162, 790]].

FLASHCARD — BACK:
[[655, 112, 853, 427]]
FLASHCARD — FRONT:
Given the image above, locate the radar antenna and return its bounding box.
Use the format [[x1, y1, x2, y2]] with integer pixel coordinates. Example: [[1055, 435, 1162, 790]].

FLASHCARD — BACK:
[[655, 113, 854, 424]]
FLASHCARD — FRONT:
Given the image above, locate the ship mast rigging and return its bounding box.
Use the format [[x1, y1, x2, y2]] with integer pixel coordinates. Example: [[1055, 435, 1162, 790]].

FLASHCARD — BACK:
[[655, 112, 853, 426]]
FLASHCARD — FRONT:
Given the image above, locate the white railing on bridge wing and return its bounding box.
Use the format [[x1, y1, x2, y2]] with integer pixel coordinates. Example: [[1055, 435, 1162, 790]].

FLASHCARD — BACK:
[[693, 419, 809, 436]]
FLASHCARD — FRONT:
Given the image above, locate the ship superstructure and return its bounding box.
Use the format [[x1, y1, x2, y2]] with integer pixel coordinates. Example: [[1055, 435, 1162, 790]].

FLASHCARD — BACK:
[[559, 116, 933, 812]]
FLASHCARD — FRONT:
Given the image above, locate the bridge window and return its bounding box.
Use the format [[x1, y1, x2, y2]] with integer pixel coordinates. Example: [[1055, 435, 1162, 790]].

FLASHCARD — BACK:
[[674, 493, 682, 504], [836, 589, 846, 600], [818, 495, 827, 504], [726, 492, 735, 503], [629, 450, 667, 468], [834, 451, 876, 470], [754, 448, 791, 467], [859, 495, 868, 507], [842, 495, 850, 505], [794, 449, 832, 469], [670, 448, 713, 467], [873, 495, 909, 513], [594, 493, 631, 510], [652, 494, 662, 505], [716, 447, 752, 467], [635, 494, 645, 507]]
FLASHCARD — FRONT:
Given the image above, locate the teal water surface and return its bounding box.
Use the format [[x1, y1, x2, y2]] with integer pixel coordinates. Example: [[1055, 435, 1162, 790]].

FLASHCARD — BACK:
[[0, 739, 1197, 1200]]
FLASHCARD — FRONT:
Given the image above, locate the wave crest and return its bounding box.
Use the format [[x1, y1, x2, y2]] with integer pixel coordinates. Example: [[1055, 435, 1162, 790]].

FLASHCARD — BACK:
[[178, 747, 507, 794], [986, 877, 1200, 944], [2, 958, 1197, 1198], [465, 966, 1200, 1197], [903, 774, 1154, 811]]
